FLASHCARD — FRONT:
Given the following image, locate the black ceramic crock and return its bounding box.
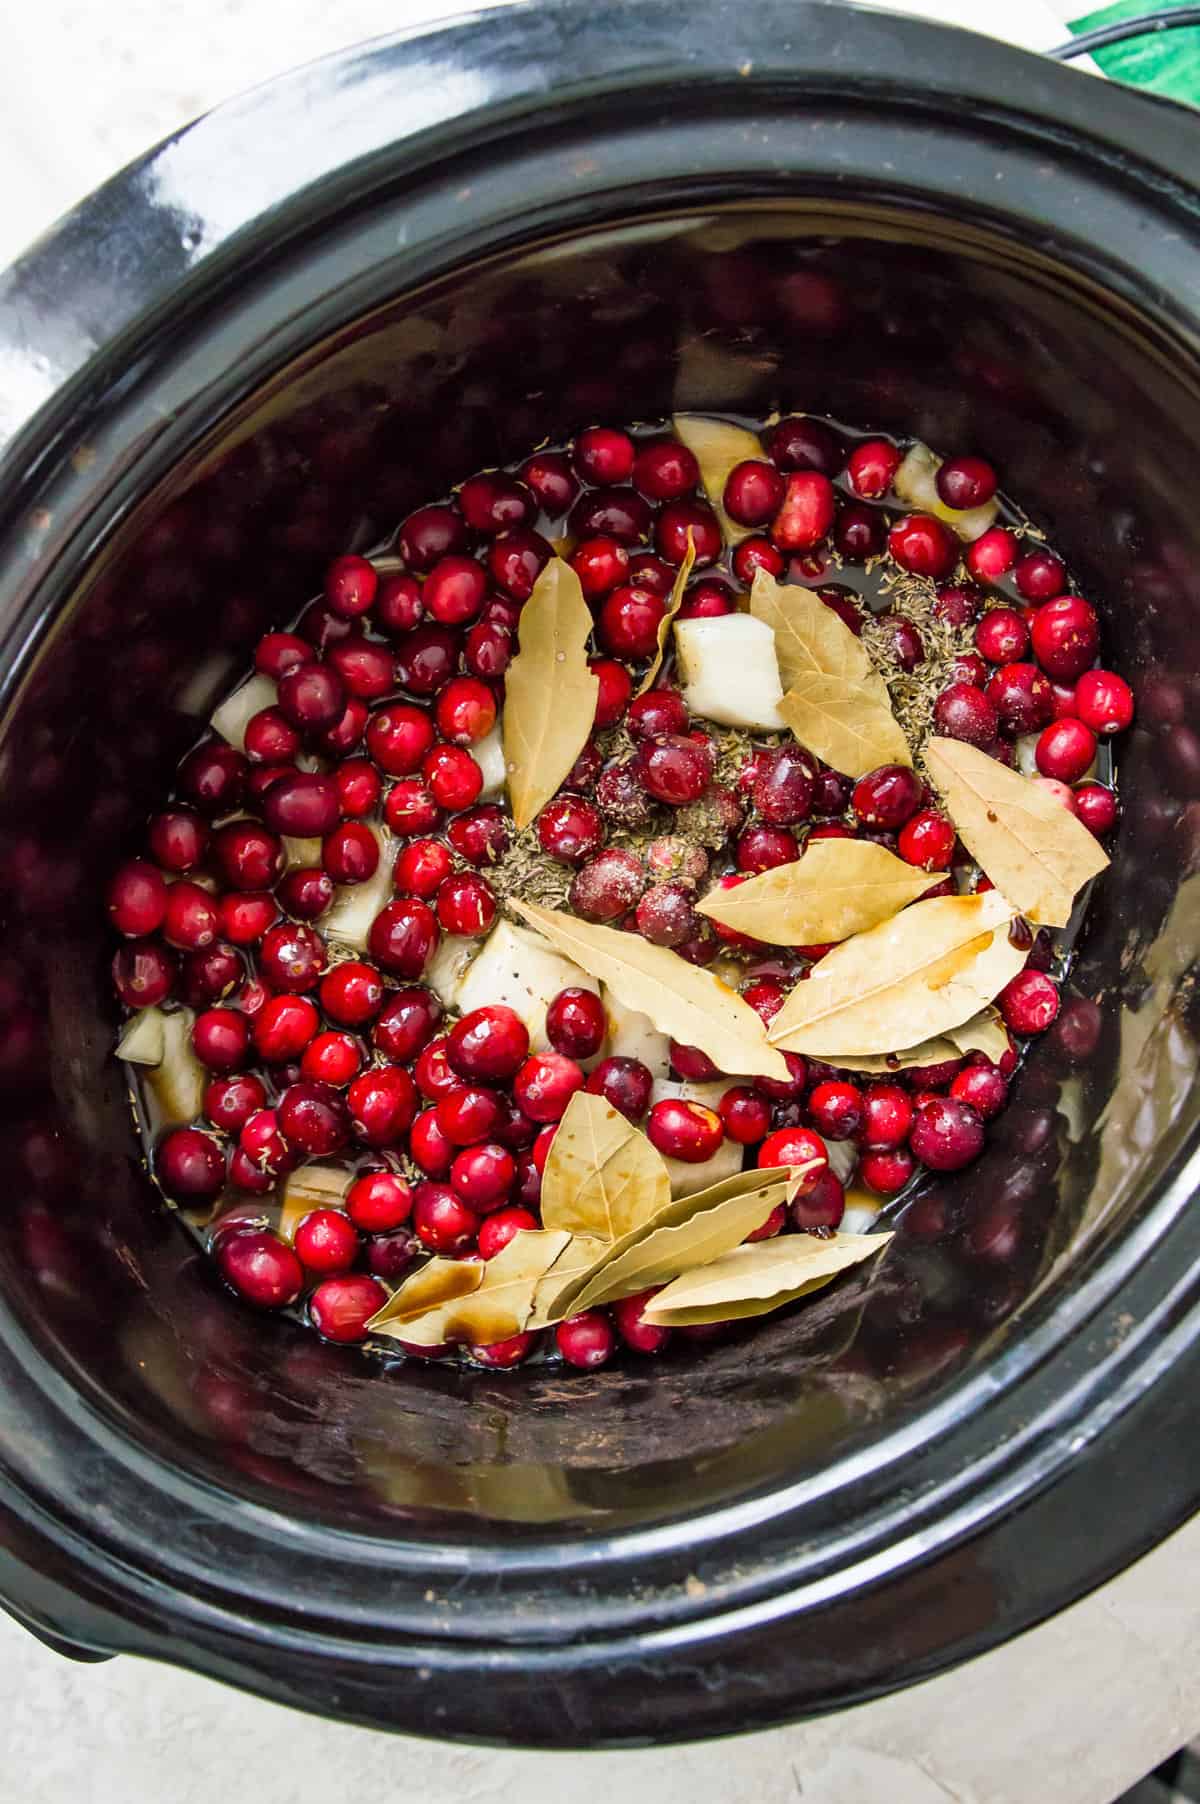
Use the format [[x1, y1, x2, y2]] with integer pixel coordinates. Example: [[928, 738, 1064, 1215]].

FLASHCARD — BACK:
[[0, 0, 1198, 1747]]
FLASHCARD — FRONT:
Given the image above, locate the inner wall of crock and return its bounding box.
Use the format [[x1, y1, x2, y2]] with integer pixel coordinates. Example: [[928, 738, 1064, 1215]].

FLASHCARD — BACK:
[[5, 202, 1198, 1531]]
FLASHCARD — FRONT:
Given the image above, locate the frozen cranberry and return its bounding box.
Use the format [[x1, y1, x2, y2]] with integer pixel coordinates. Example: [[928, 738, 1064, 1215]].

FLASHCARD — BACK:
[[628, 436, 697, 502], [447, 805, 510, 868], [852, 764, 922, 830], [896, 809, 954, 871], [148, 808, 208, 874], [985, 662, 1054, 735], [260, 921, 326, 993], [612, 1289, 671, 1355], [714, 1086, 770, 1145], [724, 460, 785, 527], [157, 1127, 224, 1199], [190, 1007, 250, 1074], [768, 415, 844, 475], [384, 778, 443, 837], [598, 585, 666, 662], [177, 740, 246, 815], [450, 1141, 516, 1211], [422, 744, 483, 813], [1075, 668, 1134, 735], [975, 608, 1029, 666], [107, 859, 167, 937], [371, 987, 441, 1065], [394, 623, 461, 695], [520, 449, 578, 515], [412, 1181, 479, 1253], [409, 1109, 454, 1176], [256, 631, 311, 679], [555, 1311, 616, 1369], [846, 438, 901, 498], [858, 1147, 914, 1194], [1074, 782, 1118, 836], [278, 1080, 351, 1156], [656, 499, 722, 567], [368, 898, 438, 978], [634, 881, 699, 947], [421, 556, 486, 628], [807, 1080, 863, 1141], [758, 1125, 828, 1176], [541, 987, 604, 1061], [260, 772, 341, 838], [910, 1096, 984, 1170], [790, 1169, 846, 1230], [949, 1064, 1008, 1120], [889, 514, 956, 579], [488, 526, 552, 601], [574, 425, 635, 485], [310, 1273, 387, 1342], [1014, 549, 1066, 601], [859, 1082, 913, 1150], [585, 1055, 652, 1121], [1036, 718, 1096, 783], [319, 961, 383, 1027], [933, 682, 998, 747], [294, 1208, 359, 1275], [834, 504, 886, 561], [159, 880, 217, 952], [537, 797, 604, 865], [348, 1065, 418, 1148], [300, 1030, 362, 1087], [999, 969, 1060, 1035], [398, 503, 469, 573], [436, 872, 497, 937], [635, 735, 711, 806], [514, 1053, 585, 1123], [771, 471, 835, 552], [347, 1172, 413, 1232], [1030, 595, 1100, 682], [570, 847, 646, 921], [253, 994, 317, 1063], [218, 1230, 303, 1308], [205, 1072, 267, 1135]]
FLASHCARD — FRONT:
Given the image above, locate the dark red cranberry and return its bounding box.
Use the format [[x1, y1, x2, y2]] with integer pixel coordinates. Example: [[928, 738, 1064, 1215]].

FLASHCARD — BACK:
[[716, 1085, 771, 1145], [464, 620, 512, 680], [205, 1072, 267, 1135], [409, 1109, 455, 1176], [362, 1227, 419, 1281], [736, 825, 797, 873], [852, 763, 922, 829], [297, 601, 354, 652], [458, 471, 534, 534], [447, 804, 510, 867], [569, 486, 652, 546], [950, 1064, 1008, 1119], [276, 867, 335, 922], [612, 1289, 670, 1354], [148, 807, 208, 873], [756, 1051, 810, 1106], [514, 1053, 585, 1123], [635, 735, 711, 806], [808, 1079, 864, 1141], [590, 656, 633, 729], [413, 1181, 480, 1253], [326, 638, 394, 703], [598, 585, 666, 662], [375, 573, 424, 637], [260, 922, 326, 993], [488, 527, 553, 601], [976, 607, 1029, 666], [450, 1141, 516, 1210], [677, 578, 737, 620], [347, 1171, 413, 1232], [217, 1230, 303, 1308], [731, 535, 785, 584], [753, 744, 815, 826], [628, 689, 689, 741], [436, 872, 496, 936], [545, 987, 606, 1060], [635, 881, 699, 946], [934, 584, 982, 628], [632, 437, 699, 502], [1075, 668, 1134, 736], [365, 990, 437, 1068], [157, 1127, 225, 1199], [562, 740, 604, 794], [790, 1169, 846, 1229], [999, 969, 1060, 1035], [384, 779, 443, 837], [810, 769, 853, 816], [888, 514, 957, 578], [324, 552, 378, 619], [177, 740, 246, 815], [556, 1311, 616, 1369], [253, 994, 319, 1062], [398, 503, 469, 573], [368, 898, 438, 978], [191, 1006, 250, 1073], [767, 415, 844, 475], [446, 1006, 531, 1085], [569, 847, 647, 921], [260, 772, 341, 837], [348, 1065, 418, 1147], [834, 503, 886, 560], [966, 526, 1018, 582], [537, 797, 605, 865], [107, 859, 167, 937], [936, 456, 996, 509], [656, 499, 722, 567], [237, 1108, 295, 1179], [846, 438, 901, 498], [1074, 782, 1117, 836], [1014, 550, 1066, 601], [898, 809, 955, 870], [276, 662, 345, 735], [520, 449, 579, 515], [212, 821, 284, 892], [910, 1096, 984, 1171], [243, 707, 301, 766], [318, 821, 378, 888], [933, 682, 998, 747], [646, 1096, 722, 1161], [627, 552, 676, 596], [985, 662, 1054, 735], [394, 623, 460, 696], [310, 1274, 387, 1342], [724, 460, 785, 527], [322, 697, 371, 759], [162, 880, 218, 951], [278, 1080, 351, 1156], [584, 1056, 653, 1121], [573, 426, 635, 486], [256, 631, 310, 679]]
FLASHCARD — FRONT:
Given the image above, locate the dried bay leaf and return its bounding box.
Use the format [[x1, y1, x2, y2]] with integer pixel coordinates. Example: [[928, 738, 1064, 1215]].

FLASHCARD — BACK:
[[637, 529, 696, 695], [672, 413, 766, 545], [525, 1233, 609, 1330], [832, 1038, 960, 1075], [643, 1231, 893, 1326], [924, 736, 1109, 928], [779, 675, 912, 779], [367, 1256, 483, 1341], [784, 1158, 828, 1204], [697, 838, 942, 945], [502, 557, 600, 830], [539, 1090, 671, 1241], [767, 890, 1026, 1058], [947, 1007, 1011, 1064], [369, 1231, 569, 1347], [513, 900, 790, 1079], [749, 569, 888, 697]]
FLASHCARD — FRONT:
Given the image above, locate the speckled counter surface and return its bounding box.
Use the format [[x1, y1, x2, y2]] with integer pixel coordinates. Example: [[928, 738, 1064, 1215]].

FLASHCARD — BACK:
[[0, 2, 1192, 1798]]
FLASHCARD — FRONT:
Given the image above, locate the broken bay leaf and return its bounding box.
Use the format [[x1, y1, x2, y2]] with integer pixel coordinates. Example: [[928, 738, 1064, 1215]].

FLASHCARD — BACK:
[[696, 837, 942, 945], [369, 1230, 570, 1347], [749, 569, 888, 697], [513, 899, 790, 1080], [672, 412, 765, 545], [643, 1231, 893, 1326], [924, 736, 1109, 928], [779, 674, 912, 779], [539, 1090, 671, 1241], [501, 557, 600, 830], [767, 889, 1026, 1058], [525, 1233, 609, 1330], [637, 529, 695, 695]]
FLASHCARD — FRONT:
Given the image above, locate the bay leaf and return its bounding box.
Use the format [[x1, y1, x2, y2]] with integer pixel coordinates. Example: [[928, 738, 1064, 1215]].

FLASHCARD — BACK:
[[696, 838, 942, 945], [924, 736, 1109, 928], [550, 1166, 794, 1320], [749, 569, 888, 697], [767, 890, 1026, 1058], [539, 1090, 671, 1241], [636, 529, 696, 695], [367, 1256, 484, 1341], [369, 1230, 570, 1348], [779, 675, 912, 780], [831, 1038, 960, 1075], [947, 1007, 1011, 1064], [525, 1233, 609, 1330], [672, 413, 766, 545], [513, 899, 790, 1080], [501, 557, 600, 830], [643, 1231, 893, 1326]]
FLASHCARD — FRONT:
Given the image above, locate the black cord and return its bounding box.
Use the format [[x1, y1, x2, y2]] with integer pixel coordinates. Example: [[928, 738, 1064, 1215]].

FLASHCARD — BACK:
[[1048, 4, 1200, 61]]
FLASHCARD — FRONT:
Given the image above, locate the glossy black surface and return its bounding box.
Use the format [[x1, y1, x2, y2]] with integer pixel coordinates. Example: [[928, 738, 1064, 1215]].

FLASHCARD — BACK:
[[0, 0, 1198, 1745]]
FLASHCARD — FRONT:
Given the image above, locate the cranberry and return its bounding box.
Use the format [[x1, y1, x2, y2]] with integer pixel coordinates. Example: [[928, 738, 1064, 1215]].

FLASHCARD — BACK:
[[975, 608, 1029, 666], [214, 891, 276, 946], [934, 584, 981, 628], [469, 1330, 539, 1368], [537, 797, 604, 865], [717, 1086, 772, 1145], [514, 1053, 585, 1123], [567, 539, 627, 607], [413, 1181, 479, 1253], [742, 977, 785, 1024], [808, 1079, 864, 1141], [569, 847, 646, 922], [435, 1085, 503, 1149], [790, 1169, 846, 1229], [274, 867, 332, 922], [218, 1230, 303, 1308], [310, 1273, 387, 1342], [767, 414, 843, 474], [852, 763, 922, 830], [598, 585, 666, 661], [160, 880, 217, 952], [326, 639, 394, 702], [147, 808, 208, 873], [520, 449, 578, 515], [256, 632, 311, 680], [347, 1171, 413, 1232], [734, 825, 796, 874], [556, 1311, 616, 1369], [888, 514, 957, 578], [1036, 718, 1096, 783], [645, 835, 709, 887], [727, 537, 780, 585], [656, 499, 722, 567], [458, 472, 534, 535], [585, 1056, 652, 1121], [896, 809, 954, 871], [276, 662, 345, 736], [278, 1080, 351, 1157], [758, 1125, 828, 1176], [488, 527, 552, 601], [253, 994, 318, 1062], [1014, 550, 1066, 601], [368, 898, 438, 978], [177, 741, 246, 815], [573, 425, 635, 486], [432, 677, 495, 748], [409, 1109, 455, 1176], [260, 921, 326, 993], [420, 744, 482, 813], [611, 1289, 671, 1354], [391, 838, 449, 900], [107, 859, 167, 937], [746, 744, 812, 826], [359, 1225, 418, 1280], [384, 778, 443, 837], [667, 1043, 718, 1084], [985, 662, 1054, 735], [298, 603, 354, 653], [448, 805, 511, 868], [724, 460, 785, 527], [205, 1072, 267, 1134], [190, 1006, 249, 1073], [398, 503, 469, 573], [755, 1051, 809, 1104], [635, 735, 711, 805], [211, 821, 282, 893], [324, 552, 378, 619], [632, 437, 700, 502], [470, 1206, 537, 1264], [950, 1064, 1008, 1119], [627, 690, 688, 742], [770, 471, 835, 551], [238, 1108, 294, 1180], [372, 986, 442, 1063], [294, 1208, 359, 1274], [627, 551, 675, 595], [999, 969, 1060, 1035], [1075, 668, 1134, 735], [415, 1035, 461, 1101], [260, 772, 341, 837], [910, 1096, 984, 1170], [300, 1030, 362, 1087], [805, 769, 850, 817], [860, 1082, 913, 1149], [436, 872, 496, 936], [442, 1010, 528, 1093], [646, 1096, 721, 1168], [464, 620, 512, 681], [933, 682, 998, 747], [745, 1201, 787, 1242], [569, 486, 652, 546], [846, 438, 901, 498], [157, 1127, 224, 1199], [1030, 595, 1100, 682], [966, 526, 1018, 583], [858, 1147, 914, 1194], [677, 580, 736, 621], [635, 881, 699, 947], [348, 1065, 418, 1147], [590, 658, 634, 731], [936, 456, 997, 509], [394, 623, 461, 696], [421, 556, 486, 628], [450, 1141, 516, 1211], [243, 707, 301, 766], [1074, 782, 1118, 836], [542, 987, 605, 1061], [319, 960, 384, 1027]]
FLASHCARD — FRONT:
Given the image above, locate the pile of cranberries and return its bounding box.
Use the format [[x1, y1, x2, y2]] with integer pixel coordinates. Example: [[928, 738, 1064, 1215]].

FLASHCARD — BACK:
[[106, 416, 1130, 1370]]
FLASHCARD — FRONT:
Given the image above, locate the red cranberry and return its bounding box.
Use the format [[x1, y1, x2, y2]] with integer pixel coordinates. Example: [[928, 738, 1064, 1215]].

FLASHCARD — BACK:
[[205, 1072, 267, 1134], [278, 1080, 351, 1156], [910, 1096, 984, 1170], [771, 471, 835, 551], [238, 1108, 295, 1179], [976, 607, 1029, 666], [860, 1082, 913, 1149], [161, 880, 218, 951], [384, 778, 443, 837], [1074, 782, 1117, 836], [488, 527, 552, 601], [216, 891, 277, 946], [933, 682, 998, 747], [468, 1330, 538, 1368], [1030, 595, 1100, 682], [514, 1053, 584, 1123], [790, 1169, 846, 1230], [415, 1035, 461, 1101], [444, 1010, 529, 1095], [394, 623, 461, 695], [853, 763, 922, 830], [310, 1273, 387, 1342], [475, 1207, 537, 1260], [213, 821, 284, 893], [834, 504, 887, 561], [744, 1201, 787, 1242], [260, 921, 326, 993], [300, 1030, 362, 1087], [950, 1064, 1008, 1120], [520, 449, 578, 515], [627, 551, 675, 595], [413, 1181, 479, 1253], [768, 416, 844, 475], [889, 514, 957, 578], [590, 658, 633, 730], [585, 1055, 652, 1121], [447, 805, 510, 867], [598, 585, 666, 662], [436, 1085, 504, 1148], [326, 638, 394, 702], [741, 977, 785, 1025], [324, 552, 378, 619], [809, 769, 852, 816], [677, 580, 737, 621], [666, 1043, 717, 1084], [897, 809, 955, 871], [464, 620, 512, 680], [808, 1079, 864, 1141], [372, 987, 442, 1064], [573, 425, 635, 486], [276, 662, 345, 736], [253, 994, 318, 1062], [274, 867, 332, 923], [256, 631, 310, 680], [634, 881, 698, 947], [846, 439, 901, 498], [569, 487, 652, 546], [538, 797, 604, 865], [1075, 668, 1134, 735], [409, 1109, 455, 1176], [218, 1230, 303, 1308], [934, 584, 981, 628], [361, 1227, 419, 1282], [628, 689, 689, 741], [758, 1125, 827, 1175], [936, 455, 997, 509], [612, 1289, 671, 1355], [569, 847, 646, 921], [458, 472, 533, 535], [177, 740, 246, 815], [751, 744, 814, 826], [319, 961, 383, 1027], [107, 859, 167, 937], [986, 662, 1054, 735], [656, 500, 722, 567], [348, 1065, 418, 1147], [368, 898, 438, 978], [297, 603, 354, 653], [347, 1171, 413, 1232], [732, 535, 785, 584], [646, 1098, 722, 1162], [423, 744, 483, 812], [1036, 718, 1096, 783], [544, 987, 606, 1060], [632, 438, 699, 502], [191, 1006, 250, 1073], [635, 735, 711, 806], [570, 537, 630, 601], [148, 808, 208, 873], [999, 969, 1060, 1035], [715, 1086, 770, 1145], [393, 838, 450, 900], [260, 772, 341, 837], [398, 503, 469, 573], [859, 1147, 914, 1194], [434, 676, 496, 747], [420, 556, 485, 628], [734, 825, 796, 874], [556, 1311, 616, 1369], [157, 1127, 224, 1199], [754, 1051, 808, 1105], [243, 707, 301, 766], [1014, 549, 1066, 600], [294, 1208, 359, 1274], [451, 1141, 516, 1210], [436, 872, 496, 937], [561, 740, 604, 795], [966, 526, 1018, 582], [723, 460, 785, 527]]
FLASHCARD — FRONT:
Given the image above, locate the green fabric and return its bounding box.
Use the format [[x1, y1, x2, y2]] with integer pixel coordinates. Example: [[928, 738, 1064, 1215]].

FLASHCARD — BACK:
[[1069, 0, 1200, 106]]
